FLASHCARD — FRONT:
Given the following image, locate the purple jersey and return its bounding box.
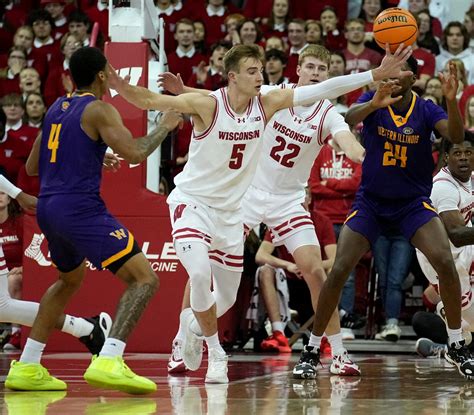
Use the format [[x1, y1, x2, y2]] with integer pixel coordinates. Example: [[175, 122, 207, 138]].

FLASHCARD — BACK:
[[39, 93, 107, 197], [357, 91, 447, 200]]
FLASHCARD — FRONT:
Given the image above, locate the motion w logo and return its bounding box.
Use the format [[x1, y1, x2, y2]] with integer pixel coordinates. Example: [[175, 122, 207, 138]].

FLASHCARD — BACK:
[[109, 67, 143, 97]]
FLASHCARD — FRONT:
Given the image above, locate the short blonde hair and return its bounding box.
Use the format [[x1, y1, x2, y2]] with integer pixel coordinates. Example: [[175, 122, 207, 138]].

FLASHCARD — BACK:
[[298, 45, 331, 66], [223, 44, 264, 75]]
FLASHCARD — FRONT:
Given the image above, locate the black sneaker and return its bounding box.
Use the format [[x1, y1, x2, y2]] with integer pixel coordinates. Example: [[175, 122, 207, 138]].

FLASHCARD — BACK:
[[79, 312, 112, 355], [292, 346, 320, 379], [445, 340, 474, 380], [340, 312, 367, 330]]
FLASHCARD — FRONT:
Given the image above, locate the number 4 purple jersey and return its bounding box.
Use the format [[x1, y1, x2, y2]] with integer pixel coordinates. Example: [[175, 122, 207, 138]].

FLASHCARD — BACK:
[[356, 90, 447, 200]]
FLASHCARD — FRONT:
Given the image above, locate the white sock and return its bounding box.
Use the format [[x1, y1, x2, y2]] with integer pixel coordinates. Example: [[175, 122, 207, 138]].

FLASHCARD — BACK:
[[61, 315, 94, 338], [327, 333, 345, 356], [308, 334, 322, 349], [272, 321, 285, 333], [447, 327, 463, 345], [99, 337, 126, 358], [205, 332, 225, 353], [20, 338, 45, 364]]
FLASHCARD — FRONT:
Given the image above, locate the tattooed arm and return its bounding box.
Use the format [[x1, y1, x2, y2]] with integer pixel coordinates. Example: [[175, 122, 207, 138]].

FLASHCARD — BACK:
[[84, 101, 183, 164]]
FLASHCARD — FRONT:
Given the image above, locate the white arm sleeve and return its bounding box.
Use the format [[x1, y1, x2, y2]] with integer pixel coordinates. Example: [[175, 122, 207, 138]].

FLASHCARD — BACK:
[[431, 180, 460, 214], [0, 175, 22, 199], [293, 71, 374, 106]]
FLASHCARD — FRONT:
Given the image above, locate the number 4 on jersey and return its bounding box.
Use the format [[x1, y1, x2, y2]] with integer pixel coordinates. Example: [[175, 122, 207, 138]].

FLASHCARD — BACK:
[[48, 123, 62, 163]]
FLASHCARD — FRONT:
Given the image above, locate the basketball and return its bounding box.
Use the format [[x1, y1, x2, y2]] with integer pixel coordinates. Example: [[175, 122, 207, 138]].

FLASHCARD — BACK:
[[373, 8, 418, 53]]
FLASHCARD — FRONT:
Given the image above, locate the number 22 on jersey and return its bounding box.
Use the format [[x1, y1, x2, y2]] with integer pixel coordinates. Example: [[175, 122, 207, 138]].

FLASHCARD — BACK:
[[47, 123, 62, 163]]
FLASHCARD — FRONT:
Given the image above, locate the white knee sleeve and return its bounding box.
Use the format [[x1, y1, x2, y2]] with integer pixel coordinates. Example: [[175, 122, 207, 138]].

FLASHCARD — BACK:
[[211, 265, 242, 317], [0, 275, 39, 326], [175, 241, 215, 312]]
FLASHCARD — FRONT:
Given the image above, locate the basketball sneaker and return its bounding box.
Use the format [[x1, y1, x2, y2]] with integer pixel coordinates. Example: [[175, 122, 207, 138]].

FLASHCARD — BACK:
[[292, 380, 318, 399], [4, 331, 21, 351], [375, 323, 401, 342], [261, 331, 292, 353], [79, 312, 112, 355], [24, 233, 51, 266], [205, 348, 228, 384], [180, 309, 204, 371], [436, 302, 472, 345], [4, 391, 67, 415], [168, 340, 188, 374], [415, 337, 447, 358], [340, 312, 366, 330], [445, 340, 474, 380], [292, 346, 320, 379], [83, 355, 156, 394], [330, 351, 361, 376], [5, 361, 67, 391], [341, 328, 355, 341]]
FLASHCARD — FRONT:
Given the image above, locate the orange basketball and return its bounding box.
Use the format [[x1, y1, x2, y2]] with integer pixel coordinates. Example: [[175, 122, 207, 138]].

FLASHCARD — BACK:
[[373, 8, 418, 53]]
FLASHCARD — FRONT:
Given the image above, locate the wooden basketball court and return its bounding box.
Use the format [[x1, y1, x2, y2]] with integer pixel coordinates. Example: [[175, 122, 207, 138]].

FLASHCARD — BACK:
[[1, 349, 473, 414]]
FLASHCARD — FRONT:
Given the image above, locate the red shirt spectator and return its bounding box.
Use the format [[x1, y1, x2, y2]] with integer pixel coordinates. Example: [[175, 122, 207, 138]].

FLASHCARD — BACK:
[[196, 1, 239, 49], [0, 212, 23, 269], [85, 1, 109, 41], [242, 0, 272, 21]]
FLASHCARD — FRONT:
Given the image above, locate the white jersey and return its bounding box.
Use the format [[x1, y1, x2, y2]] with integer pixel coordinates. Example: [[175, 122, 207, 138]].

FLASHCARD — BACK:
[[251, 84, 349, 195], [417, 167, 474, 306], [172, 87, 266, 211]]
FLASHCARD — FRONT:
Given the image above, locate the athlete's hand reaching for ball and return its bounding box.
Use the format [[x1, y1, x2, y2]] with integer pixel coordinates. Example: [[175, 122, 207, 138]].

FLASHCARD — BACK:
[[370, 80, 403, 109], [159, 110, 184, 132], [372, 44, 413, 82]]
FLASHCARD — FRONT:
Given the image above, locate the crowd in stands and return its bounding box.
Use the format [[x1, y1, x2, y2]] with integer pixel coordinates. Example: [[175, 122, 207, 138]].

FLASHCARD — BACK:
[[2, 0, 474, 351]]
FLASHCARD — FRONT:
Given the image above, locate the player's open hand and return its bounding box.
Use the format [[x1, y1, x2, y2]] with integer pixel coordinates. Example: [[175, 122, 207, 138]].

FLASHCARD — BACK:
[[103, 152, 122, 172], [159, 110, 184, 132], [16, 192, 37, 213], [373, 43, 413, 81], [157, 72, 184, 95], [371, 80, 402, 108], [107, 63, 131, 91], [439, 61, 459, 102], [286, 263, 303, 278]]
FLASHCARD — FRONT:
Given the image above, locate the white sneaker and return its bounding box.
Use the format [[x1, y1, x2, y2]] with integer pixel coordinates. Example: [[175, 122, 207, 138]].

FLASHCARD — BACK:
[[180, 309, 203, 371], [205, 348, 228, 384], [436, 302, 472, 345], [375, 323, 401, 342], [168, 340, 188, 374], [24, 233, 51, 266], [341, 327, 355, 340], [330, 350, 361, 376]]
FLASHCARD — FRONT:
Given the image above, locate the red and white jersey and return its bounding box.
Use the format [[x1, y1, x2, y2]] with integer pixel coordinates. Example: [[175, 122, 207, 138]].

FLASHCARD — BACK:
[[0, 245, 8, 276], [252, 85, 349, 195], [173, 87, 266, 211]]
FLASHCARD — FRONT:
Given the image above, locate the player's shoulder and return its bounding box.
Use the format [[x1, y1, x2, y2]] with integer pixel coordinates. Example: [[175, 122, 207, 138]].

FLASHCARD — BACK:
[[433, 168, 460, 190]]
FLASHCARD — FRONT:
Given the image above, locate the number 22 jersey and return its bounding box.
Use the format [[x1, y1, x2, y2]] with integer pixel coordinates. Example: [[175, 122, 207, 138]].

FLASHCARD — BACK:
[[357, 91, 447, 200]]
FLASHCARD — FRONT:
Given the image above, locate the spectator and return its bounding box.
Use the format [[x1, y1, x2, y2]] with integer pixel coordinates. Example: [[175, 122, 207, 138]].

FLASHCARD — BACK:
[[442, 58, 468, 101], [0, 47, 27, 98], [237, 18, 263, 47], [223, 13, 245, 46], [192, 20, 207, 55], [411, 37, 436, 93], [44, 33, 80, 107], [242, 0, 273, 23], [155, 0, 184, 54], [464, 9, 474, 51], [167, 19, 206, 84], [305, 20, 324, 46], [0, 94, 38, 183], [415, 9, 441, 56], [27, 8, 60, 63], [85, 0, 109, 42], [425, 76, 444, 104], [436, 22, 474, 85], [261, 0, 291, 43], [321, 6, 346, 51], [18, 68, 41, 102], [359, 0, 382, 33], [406, 0, 442, 38], [373, 230, 414, 342], [41, 0, 69, 41], [0, 191, 24, 350], [328, 52, 349, 114], [464, 95, 474, 131], [24, 92, 46, 128], [283, 19, 308, 83], [67, 10, 91, 47], [265, 35, 286, 52], [263, 48, 288, 86]]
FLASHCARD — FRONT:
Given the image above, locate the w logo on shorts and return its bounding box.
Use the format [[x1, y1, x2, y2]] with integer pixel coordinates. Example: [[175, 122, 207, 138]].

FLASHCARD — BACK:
[[109, 228, 127, 240], [173, 204, 187, 223]]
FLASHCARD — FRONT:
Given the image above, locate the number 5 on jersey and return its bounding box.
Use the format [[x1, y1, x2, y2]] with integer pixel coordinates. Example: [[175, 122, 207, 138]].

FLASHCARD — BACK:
[[48, 123, 62, 163], [229, 144, 246, 169]]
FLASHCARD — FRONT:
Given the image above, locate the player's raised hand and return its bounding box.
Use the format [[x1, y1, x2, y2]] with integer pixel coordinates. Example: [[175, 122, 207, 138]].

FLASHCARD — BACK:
[[157, 72, 184, 95], [16, 192, 37, 213], [371, 80, 403, 108], [158, 110, 184, 131], [439, 61, 459, 102], [372, 43, 413, 81], [107, 64, 131, 91]]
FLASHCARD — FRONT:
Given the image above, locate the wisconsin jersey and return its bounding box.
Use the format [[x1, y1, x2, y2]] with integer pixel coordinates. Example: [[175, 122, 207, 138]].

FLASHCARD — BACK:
[[252, 89, 349, 195], [357, 91, 447, 200], [172, 87, 266, 210], [39, 93, 107, 197]]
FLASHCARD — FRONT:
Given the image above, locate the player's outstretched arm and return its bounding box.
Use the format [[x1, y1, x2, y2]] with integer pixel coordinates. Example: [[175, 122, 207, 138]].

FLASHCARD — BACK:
[[344, 80, 402, 125], [332, 131, 365, 164], [262, 44, 412, 115], [108, 65, 197, 114], [0, 175, 37, 212], [158, 72, 212, 96], [90, 101, 183, 164]]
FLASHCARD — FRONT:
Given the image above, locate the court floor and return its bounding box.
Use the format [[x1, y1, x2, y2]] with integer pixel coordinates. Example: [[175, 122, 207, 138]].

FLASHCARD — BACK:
[[0, 351, 473, 414]]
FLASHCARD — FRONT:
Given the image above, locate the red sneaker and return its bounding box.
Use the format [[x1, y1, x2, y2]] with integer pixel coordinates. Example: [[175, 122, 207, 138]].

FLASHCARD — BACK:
[[3, 331, 21, 351], [273, 331, 292, 353], [261, 335, 279, 352], [320, 336, 332, 355]]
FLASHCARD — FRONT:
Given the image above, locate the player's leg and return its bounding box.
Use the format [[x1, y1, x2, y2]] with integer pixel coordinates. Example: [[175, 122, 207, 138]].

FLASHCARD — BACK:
[[410, 217, 474, 379], [5, 262, 87, 391]]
